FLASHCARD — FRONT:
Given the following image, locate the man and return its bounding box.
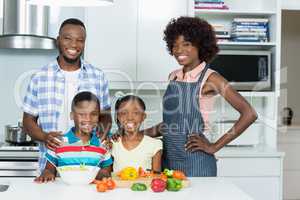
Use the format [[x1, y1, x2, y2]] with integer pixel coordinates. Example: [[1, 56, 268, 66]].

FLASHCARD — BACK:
[[22, 18, 112, 172]]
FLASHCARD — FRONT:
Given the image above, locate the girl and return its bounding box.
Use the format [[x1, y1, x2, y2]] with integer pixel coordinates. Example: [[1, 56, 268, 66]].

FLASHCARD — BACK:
[[111, 95, 162, 173], [144, 16, 257, 177]]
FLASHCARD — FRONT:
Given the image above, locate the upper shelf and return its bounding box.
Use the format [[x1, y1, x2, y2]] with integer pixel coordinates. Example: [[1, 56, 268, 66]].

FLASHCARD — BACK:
[[194, 9, 277, 16], [217, 41, 276, 50]]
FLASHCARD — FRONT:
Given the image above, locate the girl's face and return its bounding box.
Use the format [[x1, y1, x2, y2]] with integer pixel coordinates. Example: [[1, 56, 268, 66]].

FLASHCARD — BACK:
[[71, 101, 100, 135], [117, 100, 146, 134], [172, 35, 200, 68]]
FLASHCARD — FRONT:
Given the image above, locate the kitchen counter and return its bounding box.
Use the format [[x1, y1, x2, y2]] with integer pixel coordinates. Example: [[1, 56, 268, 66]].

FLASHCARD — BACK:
[[0, 177, 253, 200]]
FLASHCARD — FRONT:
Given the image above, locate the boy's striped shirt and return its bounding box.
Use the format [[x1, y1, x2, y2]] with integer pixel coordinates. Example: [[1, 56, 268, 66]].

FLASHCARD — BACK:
[[46, 128, 112, 169]]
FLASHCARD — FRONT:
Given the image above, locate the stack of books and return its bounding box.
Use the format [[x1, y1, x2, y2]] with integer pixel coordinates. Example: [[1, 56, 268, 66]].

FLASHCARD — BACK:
[[194, 0, 229, 10], [213, 24, 231, 42], [231, 18, 269, 42]]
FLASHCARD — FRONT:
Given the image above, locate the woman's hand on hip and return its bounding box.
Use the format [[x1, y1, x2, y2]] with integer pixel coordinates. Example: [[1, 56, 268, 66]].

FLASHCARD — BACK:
[[185, 134, 216, 154]]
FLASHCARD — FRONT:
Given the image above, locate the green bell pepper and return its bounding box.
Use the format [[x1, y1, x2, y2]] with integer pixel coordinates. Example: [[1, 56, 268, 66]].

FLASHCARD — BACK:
[[166, 178, 182, 192], [131, 183, 147, 191]]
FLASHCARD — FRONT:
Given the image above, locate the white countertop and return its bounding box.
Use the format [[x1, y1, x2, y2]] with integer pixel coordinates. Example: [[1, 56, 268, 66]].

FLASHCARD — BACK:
[[0, 177, 253, 200]]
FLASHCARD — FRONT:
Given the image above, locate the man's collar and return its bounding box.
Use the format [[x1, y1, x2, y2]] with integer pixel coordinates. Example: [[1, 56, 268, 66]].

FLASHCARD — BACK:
[[53, 56, 86, 72]]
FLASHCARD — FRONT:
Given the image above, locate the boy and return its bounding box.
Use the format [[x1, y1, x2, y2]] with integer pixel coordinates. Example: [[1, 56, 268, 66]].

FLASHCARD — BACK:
[[34, 91, 112, 183]]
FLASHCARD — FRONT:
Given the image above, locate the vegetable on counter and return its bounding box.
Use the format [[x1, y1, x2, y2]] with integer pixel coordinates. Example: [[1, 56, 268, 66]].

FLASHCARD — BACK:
[[166, 178, 182, 192], [131, 183, 148, 191], [118, 167, 138, 180], [151, 178, 166, 192], [163, 168, 186, 179], [172, 170, 186, 180], [138, 167, 154, 178], [163, 168, 174, 178], [94, 177, 116, 192]]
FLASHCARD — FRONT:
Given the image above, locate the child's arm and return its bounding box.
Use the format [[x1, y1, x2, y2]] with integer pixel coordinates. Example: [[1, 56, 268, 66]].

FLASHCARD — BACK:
[[95, 165, 112, 180], [34, 161, 56, 183], [152, 150, 162, 172]]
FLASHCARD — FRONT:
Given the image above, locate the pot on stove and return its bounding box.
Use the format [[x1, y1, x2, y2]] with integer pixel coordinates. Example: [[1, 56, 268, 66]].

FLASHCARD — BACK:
[[5, 122, 32, 144]]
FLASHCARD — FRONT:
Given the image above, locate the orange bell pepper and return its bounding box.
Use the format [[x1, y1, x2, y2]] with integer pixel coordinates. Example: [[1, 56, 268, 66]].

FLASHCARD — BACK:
[[138, 167, 147, 177], [172, 170, 186, 180]]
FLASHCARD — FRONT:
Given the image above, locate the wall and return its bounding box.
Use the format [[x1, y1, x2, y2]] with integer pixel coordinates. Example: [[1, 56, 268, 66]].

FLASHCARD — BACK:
[[282, 0, 300, 10], [0, 0, 3, 33], [280, 10, 300, 125], [0, 49, 57, 141]]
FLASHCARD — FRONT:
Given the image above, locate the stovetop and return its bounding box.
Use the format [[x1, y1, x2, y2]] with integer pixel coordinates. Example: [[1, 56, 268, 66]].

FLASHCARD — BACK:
[[0, 142, 39, 159], [0, 146, 39, 151], [0, 141, 38, 151]]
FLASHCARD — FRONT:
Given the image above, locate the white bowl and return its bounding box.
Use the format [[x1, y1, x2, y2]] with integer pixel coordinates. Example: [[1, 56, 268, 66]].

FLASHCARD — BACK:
[[57, 166, 99, 185]]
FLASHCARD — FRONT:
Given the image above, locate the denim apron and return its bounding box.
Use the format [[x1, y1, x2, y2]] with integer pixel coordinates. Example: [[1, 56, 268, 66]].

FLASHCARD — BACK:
[[162, 65, 217, 177]]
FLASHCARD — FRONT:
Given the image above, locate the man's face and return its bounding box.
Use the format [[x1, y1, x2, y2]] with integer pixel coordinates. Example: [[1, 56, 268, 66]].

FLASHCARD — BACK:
[[57, 24, 86, 64]]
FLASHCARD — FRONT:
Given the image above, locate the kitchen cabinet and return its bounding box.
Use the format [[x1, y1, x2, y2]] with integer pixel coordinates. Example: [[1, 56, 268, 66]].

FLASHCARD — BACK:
[[216, 147, 284, 200], [278, 126, 300, 200], [84, 0, 138, 86], [84, 0, 188, 89], [136, 0, 187, 83]]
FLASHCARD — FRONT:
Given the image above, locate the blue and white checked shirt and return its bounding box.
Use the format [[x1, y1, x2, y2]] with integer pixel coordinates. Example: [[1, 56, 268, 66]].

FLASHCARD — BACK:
[[22, 58, 111, 172]]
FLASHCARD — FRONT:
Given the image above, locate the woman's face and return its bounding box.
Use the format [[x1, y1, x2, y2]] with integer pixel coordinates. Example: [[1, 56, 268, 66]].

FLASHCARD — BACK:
[[117, 100, 146, 134], [172, 35, 200, 67]]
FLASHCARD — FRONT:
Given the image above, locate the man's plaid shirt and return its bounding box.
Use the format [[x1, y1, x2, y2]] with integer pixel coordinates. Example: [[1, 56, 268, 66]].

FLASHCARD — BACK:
[[22, 58, 110, 172]]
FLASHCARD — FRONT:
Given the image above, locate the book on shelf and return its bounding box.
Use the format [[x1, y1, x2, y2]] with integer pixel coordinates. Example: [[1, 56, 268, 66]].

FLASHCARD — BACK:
[[194, 0, 228, 10], [195, 3, 225, 8], [195, 6, 229, 10], [233, 26, 268, 32], [232, 37, 268, 42], [195, 0, 224, 3], [231, 32, 268, 36], [231, 17, 269, 42], [233, 18, 269, 23]]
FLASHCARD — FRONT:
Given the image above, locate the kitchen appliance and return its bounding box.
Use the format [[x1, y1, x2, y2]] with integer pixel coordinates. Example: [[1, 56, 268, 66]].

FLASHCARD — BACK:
[[0, 0, 56, 49], [0, 141, 39, 177], [5, 122, 32, 145], [210, 50, 272, 91]]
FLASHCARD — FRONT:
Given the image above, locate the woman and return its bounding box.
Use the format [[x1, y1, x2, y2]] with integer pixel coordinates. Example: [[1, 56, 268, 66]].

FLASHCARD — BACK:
[[144, 16, 257, 177]]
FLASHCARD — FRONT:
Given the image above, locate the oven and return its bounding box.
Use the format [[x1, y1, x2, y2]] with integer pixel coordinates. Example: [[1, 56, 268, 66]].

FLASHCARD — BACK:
[[0, 144, 39, 177]]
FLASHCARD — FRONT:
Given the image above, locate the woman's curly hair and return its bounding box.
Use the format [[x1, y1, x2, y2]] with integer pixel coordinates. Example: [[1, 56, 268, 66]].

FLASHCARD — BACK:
[[163, 16, 219, 63]]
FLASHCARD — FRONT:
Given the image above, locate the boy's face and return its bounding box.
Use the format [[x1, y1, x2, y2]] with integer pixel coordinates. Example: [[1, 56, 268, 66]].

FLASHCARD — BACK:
[[172, 35, 200, 67], [71, 100, 100, 135], [117, 100, 146, 134]]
